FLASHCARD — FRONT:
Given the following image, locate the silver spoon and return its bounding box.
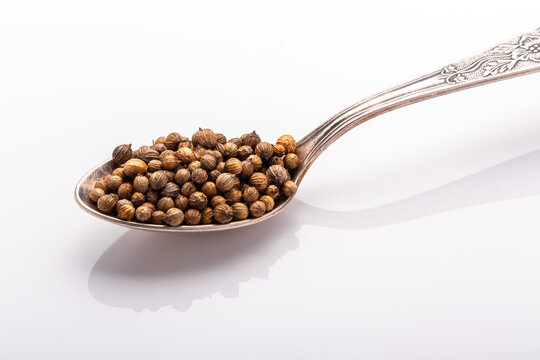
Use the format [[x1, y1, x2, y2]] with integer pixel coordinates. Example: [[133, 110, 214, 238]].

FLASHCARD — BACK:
[[75, 28, 540, 232]]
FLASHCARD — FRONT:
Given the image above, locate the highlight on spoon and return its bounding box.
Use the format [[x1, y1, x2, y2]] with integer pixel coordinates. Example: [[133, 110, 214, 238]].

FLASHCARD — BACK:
[[75, 129, 300, 230]]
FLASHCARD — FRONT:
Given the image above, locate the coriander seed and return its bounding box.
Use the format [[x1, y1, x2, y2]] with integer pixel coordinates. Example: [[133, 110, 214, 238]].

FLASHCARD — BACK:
[[250, 172, 268, 191], [165, 132, 181, 150], [223, 142, 238, 158], [117, 203, 135, 221], [175, 195, 189, 211], [259, 195, 275, 211], [266, 185, 280, 199], [266, 165, 289, 186], [276, 135, 297, 153], [112, 144, 132, 165], [181, 182, 197, 197], [210, 195, 227, 208], [213, 204, 233, 224], [225, 158, 242, 175], [164, 208, 184, 226], [255, 141, 273, 160], [224, 188, 242, 203], [189, 191, 208, 210], [145, 190, 159, 204], [249, 200, 266, 218], [174, 168, 191, 185], [241, 131, 261, 148], [161, 155, 179, 170], [106, 175, 123, 191], [237, 145, 253, 160], [97, 193, 118, 213], [191, 168, 208, 185], [284, 153, 299, 169], [133, 175, 149, 193], [200, 154, 217, 170], [117, 182, 134, 199], [151, 210, 166, 225], [216, 173, 236, 192], [201, 182, 217, 198], [157, 197, 175, 212], [242, 186, 259, 203], [89, 188, 105, 203], [123, 159, 148, 178], [161, 182, 180, 198], [200, 207, 214, 224], [282, 180, 297, 197], [232, 202, 249, 220], [148, 159, 162, 172], [131, 192, 146, 207], [150, 171, 169, 190], [184, 209, 202, 225], [247, 154, 262, 170]]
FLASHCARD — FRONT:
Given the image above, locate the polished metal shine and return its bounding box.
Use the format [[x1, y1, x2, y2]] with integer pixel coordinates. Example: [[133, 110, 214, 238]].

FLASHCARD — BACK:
[[75, 28, 540, 232]]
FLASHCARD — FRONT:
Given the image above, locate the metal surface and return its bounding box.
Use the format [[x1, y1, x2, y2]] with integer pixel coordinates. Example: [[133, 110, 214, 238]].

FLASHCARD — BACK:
[[75, 28, 540, 232]]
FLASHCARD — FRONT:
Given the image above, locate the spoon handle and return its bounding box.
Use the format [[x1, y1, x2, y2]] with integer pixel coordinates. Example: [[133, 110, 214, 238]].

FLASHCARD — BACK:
[[296, 27, 540, 183]]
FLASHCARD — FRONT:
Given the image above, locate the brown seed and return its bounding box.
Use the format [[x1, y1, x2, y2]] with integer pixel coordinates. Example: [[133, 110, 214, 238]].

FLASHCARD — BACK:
[[112, 144, 132, 165], [133, 175, 149, 193], [276, 135, 296, 153], [246, 154, 262, 170], [124, 159, 148, 178], [164, 208, 184, 226], [161, 155, 179, 170], [208, 169, 221, 182], [135, 205, 153, 222], [200, 207, 214, 224], [255, 141, 273, 160], [237, 145, 253, 160], [273, 144, 286, 157], [159, 149, 176, 162], [118, 182, 134, 199], [250, 172, 268, 191], [216, 161, 226, 173], [117, 203, 135, 221], [188, 161, 201, 172], [200, 154, 217, 170], [216, 173, 236, 192], [174, 195, 189, 211], [116, 199, 133, 212], [154, 136, 166, 145], [174, 168, 191, 185], [181, 182, 197, 197], [201, 182, 217, 198], [112, 167, 125, 178], [89, 188, 105, 202], [94, 178, 108, 191], [131, 192, 145, 207], [225, 188, 242, 203], [165, 132, 181, 150], [157, 197, 175, 212], [141, 202, 157, 212], [147, 159, 162, 172], [249, 201, 266, 218], [232, 202, 249, 220], [191, 168, 208, 185], [184, 209, 202, 225], [210, 195, 227, 208], [282, 180, 297, 197], [284, 153, 299, 169], [259, 195, 275, 211], [178, 139, 192, 149], [228, 137, 242, 147], [106, 175, 123, 191], [151, 210, 166, 225], [241, 131, 261, 148], [266, 165, 289, 186], [242, 186, 259, 203], [240, 160, 255, 178], [149, 171, 169, 190], [269, 156, 285, 167], [152, 143, 167, 153], [97, 193, 118, 213], [213, 204, 233, 224], [135, 146, 159, 163], [266, 185, 280, 199], [195, 128, 217, 148], [145, 190, 159, 204], [225, 158, 242, 175], [189, 191, 208, 210], [223, 142, 238, 158], [176, 147, 196, 164], [216, 133, 227, 144], [161, 182, 180, 198]]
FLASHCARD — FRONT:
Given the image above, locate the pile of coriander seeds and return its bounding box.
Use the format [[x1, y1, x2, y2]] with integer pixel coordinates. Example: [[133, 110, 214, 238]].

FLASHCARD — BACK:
[[89, 129, 299, 226]]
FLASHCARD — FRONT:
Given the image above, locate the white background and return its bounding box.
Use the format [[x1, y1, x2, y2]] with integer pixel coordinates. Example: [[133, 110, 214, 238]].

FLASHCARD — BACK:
[[2, 1, 540, 359]]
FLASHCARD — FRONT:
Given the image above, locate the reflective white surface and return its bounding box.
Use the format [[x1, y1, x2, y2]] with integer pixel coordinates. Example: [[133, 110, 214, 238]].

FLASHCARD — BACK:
[[2, 1, 540, 358]]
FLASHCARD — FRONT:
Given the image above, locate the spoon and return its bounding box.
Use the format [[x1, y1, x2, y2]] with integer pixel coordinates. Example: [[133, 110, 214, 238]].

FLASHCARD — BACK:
[[75, 28, 540, 232]]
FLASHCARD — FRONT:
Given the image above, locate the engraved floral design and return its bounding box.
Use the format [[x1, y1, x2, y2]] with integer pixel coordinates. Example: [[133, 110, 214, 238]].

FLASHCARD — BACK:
[[440, 30, 540, 84]]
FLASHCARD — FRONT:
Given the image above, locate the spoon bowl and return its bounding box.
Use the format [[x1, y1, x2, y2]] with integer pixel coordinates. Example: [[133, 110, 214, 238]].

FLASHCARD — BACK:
[[75, 27, 540, 232]]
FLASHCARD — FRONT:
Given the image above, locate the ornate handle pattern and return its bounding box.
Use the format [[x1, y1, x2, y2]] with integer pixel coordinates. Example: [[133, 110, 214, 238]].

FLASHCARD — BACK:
[[295, 28, 540, 184], [441, 28, 540, 84]]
